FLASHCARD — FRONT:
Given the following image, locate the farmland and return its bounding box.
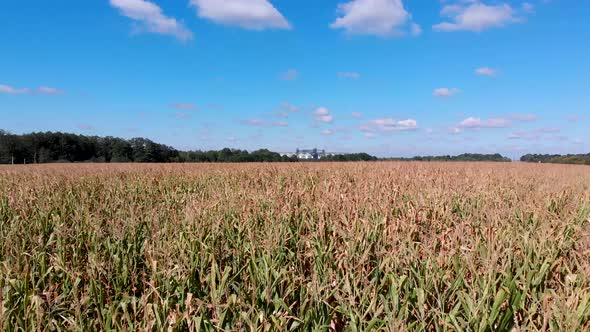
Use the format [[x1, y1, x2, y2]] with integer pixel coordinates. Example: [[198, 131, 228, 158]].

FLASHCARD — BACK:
[[1, 162, 590, 331]]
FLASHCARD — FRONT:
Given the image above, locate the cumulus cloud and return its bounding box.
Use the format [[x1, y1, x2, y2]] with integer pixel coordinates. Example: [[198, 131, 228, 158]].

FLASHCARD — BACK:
[[459, 117, 511, 129], [0, 84, 63, 95], [316, 115, 334, 123], [351, 112, 363, 118], [313, 107, 335, 123], [280, 69, 298, 81], [433, 88, 461, 97], [455, 113, 536, 127], [273, 121, 289, 127], [171, 103, 197, 110], [338, 72, 361, 79], [315, 107, 330, 116], [330, 0, 419, 37], [190, 0, 291, 30], [361, 117, 418, 132], [568, 115, 583, 122], [110, 0, 193, 41], [433, 2, 519, 32], [475, 67, 496, 76]]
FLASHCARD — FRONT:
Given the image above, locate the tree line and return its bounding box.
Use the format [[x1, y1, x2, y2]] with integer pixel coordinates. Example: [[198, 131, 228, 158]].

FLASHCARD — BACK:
[[386, 153, 512, 162], [0, 130, 377, 164], [0, 130, 178, 163], [4, 130, 587, 165], [520, 154, 590, 165]]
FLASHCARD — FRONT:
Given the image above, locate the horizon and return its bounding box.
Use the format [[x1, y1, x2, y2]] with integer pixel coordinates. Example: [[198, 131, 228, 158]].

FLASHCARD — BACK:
[[2, 1, 589, 160], [6, 128, 582, 163]]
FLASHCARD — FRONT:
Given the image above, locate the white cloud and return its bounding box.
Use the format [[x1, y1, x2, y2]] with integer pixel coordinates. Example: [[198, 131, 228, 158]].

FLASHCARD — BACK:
[[171, 103, 197, 110], [361, 117, 418, 132], [459, 116, 511, 128], [507, 131, 533, 140], [242, 119, 264, 126], [433, 2, 518, 32], [274, 102, 299, 118], [321, 129, 334, 136], [316, 115, 334, 123], [281, 69, 298, 81], [0, 84, 63, 95], [314, 107, 330, 116], [475, 67, 496, 76], [522, 2, 534, 13], [433, 87, 461, 97], [37, 86, 63, 95], [338, 72, 361, 79], [174, 112, 190, 119], [0, 84, 30, 94], [410, 23, 422, 36], [110, 0, 193, 41], [568, 115, 583, 122], [330, 0, 419, 37], [241, 118, 289, 127], [448, 127, 462, 135], [351, 112, 363, 118], [364, 132, 376, 139], [280, 102, 300, 112], [508, 128, 561, 141], [452, 113, 533, 132], [190, 0, 290, 30], [506, 113, 537, 122], [275, 110, 289, 118], [314, 107, 334, 123]]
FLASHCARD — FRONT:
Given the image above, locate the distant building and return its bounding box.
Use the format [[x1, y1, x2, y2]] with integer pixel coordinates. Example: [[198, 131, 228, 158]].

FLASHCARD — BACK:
[[280, 148, 337, 160]]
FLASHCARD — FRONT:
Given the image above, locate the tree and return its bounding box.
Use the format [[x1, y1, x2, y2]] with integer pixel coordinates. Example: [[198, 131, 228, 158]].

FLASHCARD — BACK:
[[0, 129, 384, 164]]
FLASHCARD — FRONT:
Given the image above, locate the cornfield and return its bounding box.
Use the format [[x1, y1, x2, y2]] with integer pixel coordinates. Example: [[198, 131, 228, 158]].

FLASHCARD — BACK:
[[1, 162, 589, 331]]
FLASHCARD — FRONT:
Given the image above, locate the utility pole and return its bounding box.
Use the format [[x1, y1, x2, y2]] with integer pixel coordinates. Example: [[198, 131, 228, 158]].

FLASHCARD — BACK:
[[11, 155, 14, 165]]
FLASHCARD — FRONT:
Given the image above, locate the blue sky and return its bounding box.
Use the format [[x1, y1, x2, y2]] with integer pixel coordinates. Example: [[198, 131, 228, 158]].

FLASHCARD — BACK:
[[1, 0, 589, 158]]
